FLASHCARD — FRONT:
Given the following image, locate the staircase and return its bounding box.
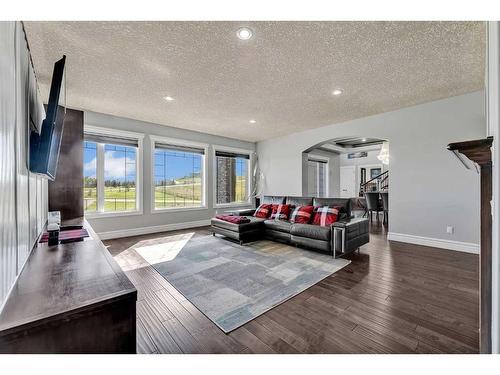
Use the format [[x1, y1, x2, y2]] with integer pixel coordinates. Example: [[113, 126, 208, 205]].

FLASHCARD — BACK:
[[359, 170, 388, 196]]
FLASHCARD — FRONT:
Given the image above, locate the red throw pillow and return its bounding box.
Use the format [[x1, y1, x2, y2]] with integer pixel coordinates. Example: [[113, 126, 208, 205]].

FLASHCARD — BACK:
[[254, 204, 272, 218], [289, 205, 314, 224], [312, 206, 340, 226], [270, 204, 292, 221]]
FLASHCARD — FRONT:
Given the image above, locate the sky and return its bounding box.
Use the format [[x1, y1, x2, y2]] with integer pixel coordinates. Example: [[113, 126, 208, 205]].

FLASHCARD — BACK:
[[84, 143, 136, 181], [84, 142, 248, 183], [154, 151, 202, 182], [83, 144, 97, 179]]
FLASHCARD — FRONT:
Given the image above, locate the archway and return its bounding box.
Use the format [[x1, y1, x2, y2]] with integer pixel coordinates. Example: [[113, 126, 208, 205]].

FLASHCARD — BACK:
[[301, 136, 389, 222]]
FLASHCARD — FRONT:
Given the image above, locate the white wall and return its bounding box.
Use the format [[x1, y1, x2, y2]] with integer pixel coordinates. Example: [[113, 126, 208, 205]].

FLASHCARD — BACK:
[[339, 149, 382, 167], [487, 21, 500, 354], [84, 111, 255, 238], [0, 22, 48, 308], [257, 91, 485, 251]]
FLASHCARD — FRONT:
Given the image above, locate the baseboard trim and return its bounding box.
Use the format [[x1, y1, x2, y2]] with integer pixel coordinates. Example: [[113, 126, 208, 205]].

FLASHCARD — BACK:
[[97, 219, 212, 240], [387, 232, 479, 254]]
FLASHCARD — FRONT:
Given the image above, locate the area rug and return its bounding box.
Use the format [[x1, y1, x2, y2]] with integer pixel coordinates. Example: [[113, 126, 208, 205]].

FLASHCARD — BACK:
[[136, 233, 350, 332]]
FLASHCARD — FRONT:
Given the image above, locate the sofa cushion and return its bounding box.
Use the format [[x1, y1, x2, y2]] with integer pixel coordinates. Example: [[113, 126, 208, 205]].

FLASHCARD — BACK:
[[312, 197, 351, 219], [289, 205, 314, 224], [286, 196, 313, 207], [265, 229, 292, 243], [261, 195, 286, 205], [211, 216, 265, 233], [264, 219, 292, 233], [270, 204, 292, 221], [312, 206, 340, 226], [292, 235, 330, 252], [291, 223, 331, 241], [254, 204, 272, 218]]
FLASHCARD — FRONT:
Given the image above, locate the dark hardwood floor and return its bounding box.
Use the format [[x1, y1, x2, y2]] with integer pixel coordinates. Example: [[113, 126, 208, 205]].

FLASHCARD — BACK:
[[103, 223, 479, 354]]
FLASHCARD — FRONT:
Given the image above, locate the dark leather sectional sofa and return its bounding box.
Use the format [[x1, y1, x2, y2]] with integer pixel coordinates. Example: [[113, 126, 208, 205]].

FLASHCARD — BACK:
[[211, 195, 370, 257]]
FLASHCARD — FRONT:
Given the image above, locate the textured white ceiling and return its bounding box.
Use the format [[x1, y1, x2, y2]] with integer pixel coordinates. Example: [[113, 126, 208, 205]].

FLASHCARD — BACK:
[[23, 21, 485, 142]]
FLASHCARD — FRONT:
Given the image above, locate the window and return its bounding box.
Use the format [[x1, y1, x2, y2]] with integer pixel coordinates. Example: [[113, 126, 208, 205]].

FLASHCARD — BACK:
[[370, 167, 382, 180], [215, 149, 250, 206], [83, 128, 142, 216], [308, 158, 328, 197], [103, 144, 137, 212], [83, 141, 97, 212], [153, 139, 206, 210]]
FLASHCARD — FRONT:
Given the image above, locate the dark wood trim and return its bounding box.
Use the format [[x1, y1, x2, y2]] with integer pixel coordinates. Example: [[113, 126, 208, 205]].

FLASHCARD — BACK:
[[480, 164, 492, 354], [447, 137, 493, 164], [448, 136, 493, 354], [48, 107, 84, 220]]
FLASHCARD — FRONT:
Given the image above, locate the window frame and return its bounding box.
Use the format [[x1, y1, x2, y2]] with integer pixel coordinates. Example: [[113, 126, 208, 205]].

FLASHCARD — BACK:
[[212, 145, 253, 209], [150, 135, 209, 214], [83, 125, 144, 218]]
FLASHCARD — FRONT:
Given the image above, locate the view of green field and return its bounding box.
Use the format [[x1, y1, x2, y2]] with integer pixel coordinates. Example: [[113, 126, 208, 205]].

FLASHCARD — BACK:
[[154, 176, 201, 208], [84, 186, 136, 212], [83, 176, 247, 212], [235, 176, 247, 201]]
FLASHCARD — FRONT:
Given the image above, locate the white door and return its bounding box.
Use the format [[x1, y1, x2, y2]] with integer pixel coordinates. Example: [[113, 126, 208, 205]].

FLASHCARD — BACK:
[[340, 166, 356, 198]]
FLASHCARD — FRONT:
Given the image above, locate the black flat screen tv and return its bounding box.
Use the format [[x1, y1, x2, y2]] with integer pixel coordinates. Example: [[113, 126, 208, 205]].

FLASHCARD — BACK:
[[29, 55, 66, 180]]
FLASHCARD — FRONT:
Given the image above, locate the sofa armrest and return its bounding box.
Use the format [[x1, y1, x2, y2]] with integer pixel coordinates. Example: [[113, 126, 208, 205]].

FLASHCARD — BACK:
[[232, 209, 256, 216], [331, 217, 369, 254], [332, 217, 368, 228]]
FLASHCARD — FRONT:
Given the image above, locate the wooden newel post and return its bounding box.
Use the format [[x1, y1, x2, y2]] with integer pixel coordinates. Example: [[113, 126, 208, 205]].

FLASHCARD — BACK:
[[447, 136, 493, 354]]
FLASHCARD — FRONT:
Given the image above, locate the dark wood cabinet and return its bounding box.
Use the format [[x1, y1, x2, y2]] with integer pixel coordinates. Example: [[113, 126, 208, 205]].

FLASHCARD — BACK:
[[0, 220, 137, 354]]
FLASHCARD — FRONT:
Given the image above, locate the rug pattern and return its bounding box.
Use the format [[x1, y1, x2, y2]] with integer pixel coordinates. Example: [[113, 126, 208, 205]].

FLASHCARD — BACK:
[[141, 234, 350, 332]]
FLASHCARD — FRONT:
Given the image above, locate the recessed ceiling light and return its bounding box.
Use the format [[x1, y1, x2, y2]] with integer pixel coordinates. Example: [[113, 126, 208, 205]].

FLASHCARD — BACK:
[[332, 89, 343, 96], [237, 27, 253, 40], [163, 96, 174, 101], [249, 119, 257, 124]]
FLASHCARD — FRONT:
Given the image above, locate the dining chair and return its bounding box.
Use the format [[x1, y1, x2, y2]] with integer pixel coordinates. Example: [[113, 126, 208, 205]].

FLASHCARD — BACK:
[[364, 192, 383, 222], [380, 192, 389, 225]]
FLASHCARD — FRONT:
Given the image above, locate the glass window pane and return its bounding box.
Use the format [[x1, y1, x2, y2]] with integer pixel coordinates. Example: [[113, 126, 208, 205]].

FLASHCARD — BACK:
[[370, 168, 382, 179], [104, 144, 137, 212], [154, 148, 203, 209], [216, 155, 249, 204], [83, 141, 97, 212]]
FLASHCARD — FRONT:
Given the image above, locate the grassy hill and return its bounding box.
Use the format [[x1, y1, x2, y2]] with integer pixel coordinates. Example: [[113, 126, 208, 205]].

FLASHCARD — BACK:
[[83, 176, 248, 211]]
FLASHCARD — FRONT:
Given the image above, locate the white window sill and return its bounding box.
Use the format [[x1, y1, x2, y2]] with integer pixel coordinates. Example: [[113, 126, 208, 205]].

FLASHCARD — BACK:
[[151, 206, 208, 214], [85, 210, 143, 219], [214, 202, 253, 209]]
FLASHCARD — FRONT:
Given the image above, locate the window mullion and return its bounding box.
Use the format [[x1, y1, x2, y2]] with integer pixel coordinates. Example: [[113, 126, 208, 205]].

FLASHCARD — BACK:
[[247, 158, 251, 201], [97, 143, 105, 212], [202, 155, 205, 206]]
